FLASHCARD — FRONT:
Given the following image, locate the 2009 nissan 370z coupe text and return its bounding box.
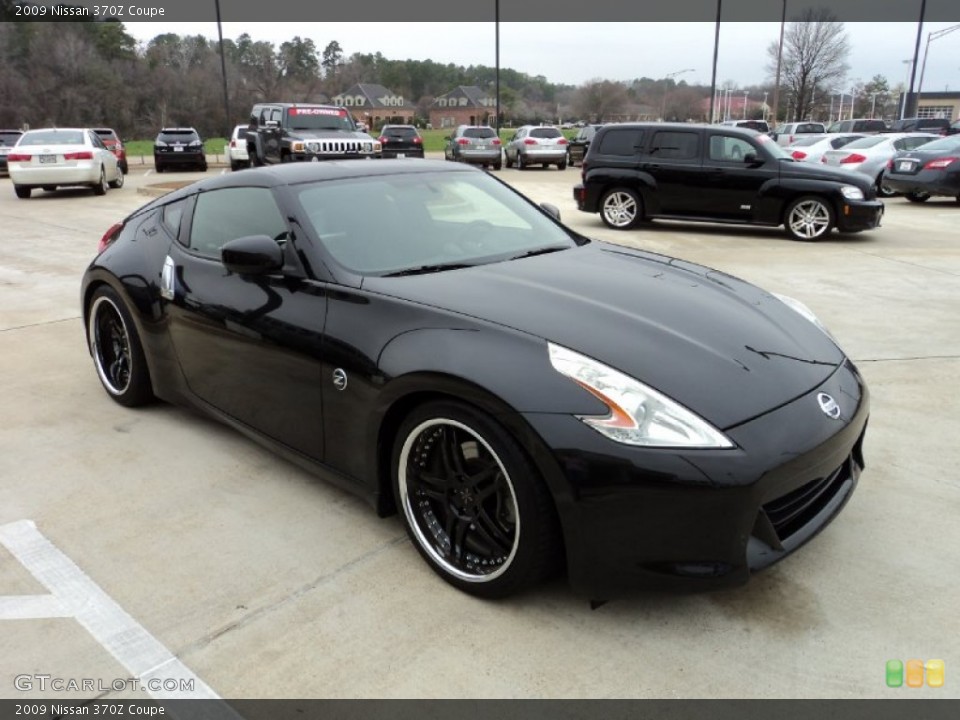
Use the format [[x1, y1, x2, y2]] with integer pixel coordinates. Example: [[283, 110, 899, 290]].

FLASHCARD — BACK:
[[82, 160, 868, 599]]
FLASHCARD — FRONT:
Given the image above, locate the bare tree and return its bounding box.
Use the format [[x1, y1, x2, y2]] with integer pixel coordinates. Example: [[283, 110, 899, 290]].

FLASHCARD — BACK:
[[766, 8, 849, 122], [573, 79, 629, 123]]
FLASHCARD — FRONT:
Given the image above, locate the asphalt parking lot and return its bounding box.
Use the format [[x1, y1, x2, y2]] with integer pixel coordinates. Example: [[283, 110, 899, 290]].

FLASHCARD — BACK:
[[1, 160, 958, 700]]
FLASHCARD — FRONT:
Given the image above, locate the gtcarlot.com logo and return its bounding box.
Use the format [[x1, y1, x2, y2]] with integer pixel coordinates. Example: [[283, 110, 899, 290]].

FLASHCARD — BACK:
[[14, 674, 195, 693], [886, 659, 945, 688]]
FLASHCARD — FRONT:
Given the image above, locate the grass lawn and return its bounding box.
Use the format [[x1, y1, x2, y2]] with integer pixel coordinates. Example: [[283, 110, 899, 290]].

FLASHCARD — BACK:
[[124, 138, 227, 157]]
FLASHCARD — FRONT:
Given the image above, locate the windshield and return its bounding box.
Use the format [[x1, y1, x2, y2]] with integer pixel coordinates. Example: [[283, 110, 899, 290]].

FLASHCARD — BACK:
[[756, 133, 792, 159], [158, 130, 200, 143], [0, 132, 21, 146], [20, 129, 85, 145], [530, 128, 562, 139], [295, 170, 577, 275], [789, 135, 827, 147], [286, 107, 355, 132], [382, 126, 418, 138]]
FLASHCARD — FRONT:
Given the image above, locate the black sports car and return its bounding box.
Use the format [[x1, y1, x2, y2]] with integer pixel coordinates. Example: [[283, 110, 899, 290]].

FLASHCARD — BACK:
[[82, 160, 868, 599]]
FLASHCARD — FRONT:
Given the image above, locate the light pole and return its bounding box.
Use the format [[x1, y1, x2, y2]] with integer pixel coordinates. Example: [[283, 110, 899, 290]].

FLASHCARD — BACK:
[[917, 24, 960, 101], [871, 93, 878, 118], [900, 59, 913, 119], [660, 68, 695, 121], [743, 91, 749, 119], [762, 91, 768, 122]]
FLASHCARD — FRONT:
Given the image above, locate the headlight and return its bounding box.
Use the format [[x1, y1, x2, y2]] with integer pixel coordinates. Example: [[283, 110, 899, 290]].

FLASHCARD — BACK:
[[154, 140, 167, 147], [548, 343, 734, 449], [840, 185, 864, 200], [291, 141, 305, 152], [771, 292, 836, 342]]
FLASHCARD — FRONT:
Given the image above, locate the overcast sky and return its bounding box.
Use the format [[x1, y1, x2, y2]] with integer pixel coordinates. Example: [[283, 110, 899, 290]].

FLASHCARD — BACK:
[[125, 22, 960, 96]]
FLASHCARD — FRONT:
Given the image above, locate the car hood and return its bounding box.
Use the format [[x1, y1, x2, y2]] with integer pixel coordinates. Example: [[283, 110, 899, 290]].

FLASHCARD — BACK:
[[778, 157, 872, 187], [365, 242, 844, 429], [287, 130, 374, 141]]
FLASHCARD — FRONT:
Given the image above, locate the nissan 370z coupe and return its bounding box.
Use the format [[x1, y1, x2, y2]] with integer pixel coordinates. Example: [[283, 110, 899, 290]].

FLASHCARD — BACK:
[[82, 160, 868, 599]]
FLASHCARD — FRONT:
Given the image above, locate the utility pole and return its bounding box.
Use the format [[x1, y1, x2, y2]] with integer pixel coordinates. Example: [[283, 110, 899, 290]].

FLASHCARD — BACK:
[[770, 0, 787, 125]]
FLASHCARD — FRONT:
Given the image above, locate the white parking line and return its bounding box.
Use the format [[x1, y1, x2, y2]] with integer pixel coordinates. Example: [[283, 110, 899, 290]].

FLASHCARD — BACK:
[[144, 169, 153, 177], [0, 519, 232, 707]]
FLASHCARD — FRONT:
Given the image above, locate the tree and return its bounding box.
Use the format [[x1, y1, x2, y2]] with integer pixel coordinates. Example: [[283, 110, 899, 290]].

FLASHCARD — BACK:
[[767, 8, 850, 122], [859, 74, 891, 119], [321, 40, 343, 80], [573, 79, 629, 122]]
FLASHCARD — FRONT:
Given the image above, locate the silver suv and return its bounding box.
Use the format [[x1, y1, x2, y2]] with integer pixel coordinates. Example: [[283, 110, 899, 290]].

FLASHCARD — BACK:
[[443, 125, 502, 169], [505, 125, 568, 170]]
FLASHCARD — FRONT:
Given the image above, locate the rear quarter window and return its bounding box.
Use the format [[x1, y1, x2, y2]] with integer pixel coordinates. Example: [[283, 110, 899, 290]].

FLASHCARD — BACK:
[[597, 129, 644, 156]]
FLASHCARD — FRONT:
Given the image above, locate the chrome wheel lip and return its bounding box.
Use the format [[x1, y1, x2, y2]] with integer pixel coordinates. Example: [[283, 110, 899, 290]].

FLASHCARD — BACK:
[[398, 417, 520, 584], [602, 191, 637, 227], [788, 200, 831, 239], [89, 295, 131, 396]]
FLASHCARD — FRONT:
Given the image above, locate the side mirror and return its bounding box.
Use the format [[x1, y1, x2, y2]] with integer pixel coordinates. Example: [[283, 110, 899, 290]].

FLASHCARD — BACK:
[[540, 202, 561, 221], [221, 235, 283, 275]]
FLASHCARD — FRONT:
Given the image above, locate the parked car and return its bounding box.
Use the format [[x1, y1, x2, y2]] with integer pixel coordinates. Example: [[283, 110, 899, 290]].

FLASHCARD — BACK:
[[246, 103, 380, 165], [0, 128, 23, 175], [575, 123, 883, 241], [153, 127, 207, 172], [504, 125, 569, 170], [93, 128, 128, 175], [826, 118, 887, 134], [884, 117, 950, 135], [7, 127, 123, 198], [785, 134, 866, 164], [377, 124, 425, 159], [443, 125, 502, 169], [884, 134, 960, 203], [770, 121, 827, 146], [566, 124, 604, 167], [225, 124, 250, 171], [948, 120, 960, 136], [720, 119, 771, 133], [83, 159, 869, 599], [819, 133, 939, 197]]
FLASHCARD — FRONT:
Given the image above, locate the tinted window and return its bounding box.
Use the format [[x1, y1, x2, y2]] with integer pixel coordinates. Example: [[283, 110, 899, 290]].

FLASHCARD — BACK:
[[831, 135, 862, 149], [790, 135, 826, 147], [189, 188, 288, 257], [94, 129, 119, 141], [648, 131, 699, 160], [530, 128, 562, 139], [382, 127, 418, 138], [163, 199, 186, 240], [464, 127, 496, 139], [21, 129, 85, 145], [853, 120, 886, 132], [843, 136, 886, 149], [0, 131, 21, 146], [797, 123, 825, 133], [597, 129, 643, 155], [158, 130, 200, 143]]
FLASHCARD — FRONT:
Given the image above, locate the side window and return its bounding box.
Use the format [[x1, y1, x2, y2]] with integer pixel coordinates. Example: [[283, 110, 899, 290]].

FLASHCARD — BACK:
[[708, 135, 755, 162], [902, 136, 934, 150], [648, 131, 700, 160], [597, 129, 644, 156], [188, 188, 288, 258], [162, 199, 187, 241], [269, 108, 282, 124]]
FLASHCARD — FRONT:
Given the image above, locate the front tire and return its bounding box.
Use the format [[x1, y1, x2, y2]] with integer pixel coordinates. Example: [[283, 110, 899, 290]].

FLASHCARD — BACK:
[[393, 401, 560, 598], [600, 187, 643, 229], [87, 286, 154, 407], [784, 195, 834, 241], [905, 191, 930, 203]]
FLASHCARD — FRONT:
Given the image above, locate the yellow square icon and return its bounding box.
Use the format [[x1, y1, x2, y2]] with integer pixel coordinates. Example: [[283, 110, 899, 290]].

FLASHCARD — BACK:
[[926, 659, 945, 688], [906, 659, 925, 688]]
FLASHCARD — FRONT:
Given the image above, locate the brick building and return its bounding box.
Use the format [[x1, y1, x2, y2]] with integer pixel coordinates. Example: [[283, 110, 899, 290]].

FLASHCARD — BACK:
[[330, 83, 416, 129], [429, 86, 496, 129]]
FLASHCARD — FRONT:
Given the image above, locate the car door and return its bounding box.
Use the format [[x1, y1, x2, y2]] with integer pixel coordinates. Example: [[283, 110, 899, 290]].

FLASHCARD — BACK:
[[638, 129, 703, 216], [699, 132, 778, 221], [262, 106, 283, 163], [164, 185, 327, 460]]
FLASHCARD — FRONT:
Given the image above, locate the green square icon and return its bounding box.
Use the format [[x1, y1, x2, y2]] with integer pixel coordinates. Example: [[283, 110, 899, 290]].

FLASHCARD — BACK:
[[886, 659, 904, 687]]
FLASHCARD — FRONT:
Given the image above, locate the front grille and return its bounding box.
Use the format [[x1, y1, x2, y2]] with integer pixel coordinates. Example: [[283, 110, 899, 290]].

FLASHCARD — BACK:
[[763, 461, 850, 542], [304, 140, 366, 154]]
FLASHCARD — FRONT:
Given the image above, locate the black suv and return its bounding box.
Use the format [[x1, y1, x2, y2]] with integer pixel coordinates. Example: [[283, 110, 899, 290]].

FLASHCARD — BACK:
[[885, 117, 950, 135], [826, 118, 888, 134], [566, 124, 603, 167], [377, 124, 424, 159], [154, 128, 207, 172], [574, 123, 884, 241], [247, 103, 381, 164]]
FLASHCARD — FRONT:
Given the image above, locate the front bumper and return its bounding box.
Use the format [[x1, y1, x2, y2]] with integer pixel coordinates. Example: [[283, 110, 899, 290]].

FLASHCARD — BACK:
[[834, 198, 884, 232], [885, 169, 960, 198], [522, 358, 869, 598], [289, 152, 380, 161], [154, 151, 205, 166]]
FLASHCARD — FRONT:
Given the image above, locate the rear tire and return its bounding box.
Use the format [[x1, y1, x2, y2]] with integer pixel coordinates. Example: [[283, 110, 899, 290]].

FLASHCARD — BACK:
[[92, 167, 108, 196], [557, 160, 567, 171], [517, 153, 526, 170], [905, 191, 930, 203], [505, 153, 513, 169], [493, 161, 502, 171], [392, 400, 560, 599], [108, 168, 124, 189], [600, 187, 643, 229], [875, 174, 896, 198], [14, 185, 31, 199], [87, 285, 154, 407]]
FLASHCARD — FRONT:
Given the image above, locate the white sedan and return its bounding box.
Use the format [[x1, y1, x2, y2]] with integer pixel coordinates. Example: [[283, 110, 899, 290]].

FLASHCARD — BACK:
[[8, 127, 123, 199]]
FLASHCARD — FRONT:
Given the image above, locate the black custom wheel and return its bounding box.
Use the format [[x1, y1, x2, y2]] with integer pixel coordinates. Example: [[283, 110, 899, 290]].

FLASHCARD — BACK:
[[87, 286, 153, 407], [393, 401, 559, 598], [92, 167, 108, 196], [784, 195, 834, 241], [600, 187, 643, 229], [905, 191, 930, 203]]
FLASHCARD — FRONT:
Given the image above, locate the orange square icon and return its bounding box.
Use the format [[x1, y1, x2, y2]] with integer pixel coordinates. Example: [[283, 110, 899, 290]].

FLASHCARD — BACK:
[[906, 659, 925, 688], [926, 659, 945, 688]]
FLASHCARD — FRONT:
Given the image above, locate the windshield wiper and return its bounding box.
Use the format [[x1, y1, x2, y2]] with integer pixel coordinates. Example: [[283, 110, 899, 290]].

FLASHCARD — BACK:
[[382, 262, 476, 277], [508, 246, 569, 261]]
